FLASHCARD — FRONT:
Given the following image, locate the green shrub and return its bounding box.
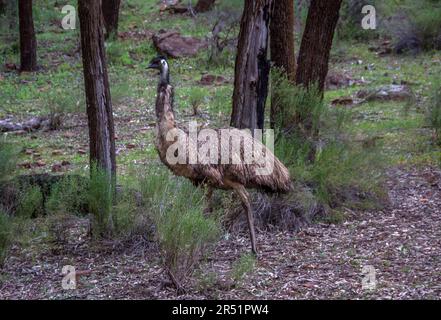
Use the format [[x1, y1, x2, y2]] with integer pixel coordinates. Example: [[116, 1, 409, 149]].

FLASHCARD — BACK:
[[427, 77, 441, 145], [0, 211, 12, 267], [0, 140, 17, 183], [273, 72, 386, 215], [231, 253, 256, 283], [88, 166, 114, 238], [272, 70, 326, 139], [140, 167, 220, 288], [16, 185, 44, 219], [46, 175, 89, 216], [187, 87, 207, 115], [384, 0, 441, 53]]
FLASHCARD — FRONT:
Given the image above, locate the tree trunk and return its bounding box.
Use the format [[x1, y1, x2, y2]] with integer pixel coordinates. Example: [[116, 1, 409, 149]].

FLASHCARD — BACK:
[[78, 0, 116, 182], [231, 0, 272, 131], [102, 0, 121, 39], [195, 0, 215, 12], [18, 0, 37, 72], [295, 0, 342, 93], [270, 0, 296, 129], [0, 0, 6, 15]]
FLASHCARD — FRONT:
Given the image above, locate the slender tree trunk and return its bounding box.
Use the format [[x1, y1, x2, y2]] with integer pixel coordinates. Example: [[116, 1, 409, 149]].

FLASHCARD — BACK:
[[295, 0, 342, 93], [195, 0, 215, 12], [78, 0, 116, 182], [102, 0, 121, 39], [18, 0, 37, 71], [0, 0, 6, 15], [270, 0, 296, 129], [231, 0, 272, 131]]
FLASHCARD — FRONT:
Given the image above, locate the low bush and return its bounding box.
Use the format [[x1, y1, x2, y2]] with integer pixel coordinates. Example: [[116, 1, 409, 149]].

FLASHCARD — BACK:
[[0, 210, 12, 267], [427, 77, 441, 145], [140, 166, 220, 289]]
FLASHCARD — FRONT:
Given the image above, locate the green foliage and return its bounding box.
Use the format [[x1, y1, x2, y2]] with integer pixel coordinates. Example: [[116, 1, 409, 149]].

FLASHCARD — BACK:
[[16, 185, 44, 219], [0, 211, 12, 267], [427, 77, 441, 145], [272, 70, 326, 139], [46, 175, 89, 216], [273, 72, 386, 215], [140, 166, 220, 286], [106, 41, 134, 66], [0, 140, 17, 182], [406, 1, 441, 51], [88, 166, 114, 238], [187, 87, 207, 115], [231, 253, 256, 283]]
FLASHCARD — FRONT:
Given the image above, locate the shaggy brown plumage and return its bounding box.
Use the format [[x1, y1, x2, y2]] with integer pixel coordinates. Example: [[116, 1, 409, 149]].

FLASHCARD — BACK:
[[148, 56, 292, 254]]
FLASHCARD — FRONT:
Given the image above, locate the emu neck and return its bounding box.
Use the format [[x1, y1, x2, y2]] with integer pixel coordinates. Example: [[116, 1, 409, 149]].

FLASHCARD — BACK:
[[155, 83, 176, 137], [160, 65, 170, 86]]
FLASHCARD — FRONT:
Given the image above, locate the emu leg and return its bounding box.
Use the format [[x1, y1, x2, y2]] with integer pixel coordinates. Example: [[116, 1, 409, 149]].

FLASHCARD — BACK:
[[203, 186, 214, 215], [234, 185, 258, 255]]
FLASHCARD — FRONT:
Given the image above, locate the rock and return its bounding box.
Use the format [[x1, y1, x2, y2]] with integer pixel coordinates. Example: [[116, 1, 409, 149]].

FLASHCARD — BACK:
[[356, 85, 413, 102], [331, 97, 354, 106], [199, 74, 227, 86], [325, 72, 362, 90], [51, 163, 63, 173], [118, 29, 153, 41], [152, 30, 207, 58]]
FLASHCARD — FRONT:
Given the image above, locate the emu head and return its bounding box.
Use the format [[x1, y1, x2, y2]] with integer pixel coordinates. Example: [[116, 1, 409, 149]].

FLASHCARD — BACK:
[[148, 55, 169, 85]]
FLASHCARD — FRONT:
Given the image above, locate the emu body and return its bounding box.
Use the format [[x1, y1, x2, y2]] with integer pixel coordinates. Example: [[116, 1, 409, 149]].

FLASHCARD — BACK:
[[148, 56, 292, 254]]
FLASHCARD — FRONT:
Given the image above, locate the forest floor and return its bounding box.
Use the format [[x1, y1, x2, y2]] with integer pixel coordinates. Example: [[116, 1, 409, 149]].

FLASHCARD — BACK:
[[0, 166, 440, 299], [1, 0, 441, 300]]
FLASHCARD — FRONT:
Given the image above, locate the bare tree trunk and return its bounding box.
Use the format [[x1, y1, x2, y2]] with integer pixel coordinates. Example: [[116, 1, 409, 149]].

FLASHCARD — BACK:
[[295, 0, 342, 93], [270, 0, 296, 129], [195, 0, 215, 12], [231, 0, 272, 130], [18, 0, 37, 71], [0, 0, 6, 14], [78, 0, 116, 182], [102, 0, 121, 39]]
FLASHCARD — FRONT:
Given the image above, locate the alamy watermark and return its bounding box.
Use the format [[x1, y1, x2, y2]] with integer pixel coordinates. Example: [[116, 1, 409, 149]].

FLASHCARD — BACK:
[[61, 265, 77, 290], [362, 5, 377, 30], [163, 121, 275, 176], [361, 265, 377, 291], [61, 5, 76, 30]]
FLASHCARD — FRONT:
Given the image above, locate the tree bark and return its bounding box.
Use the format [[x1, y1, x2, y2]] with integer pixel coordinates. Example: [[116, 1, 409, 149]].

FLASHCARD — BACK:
[[18, 0, 37, 72], [195, 0, 215, 13], [295, 0, 342, 94], [270, 0, 296, 129], [102, 0, 121, 39], [231, 0, 272, 131], [0, 0, 6, 15], [78, 0, 116, 182]]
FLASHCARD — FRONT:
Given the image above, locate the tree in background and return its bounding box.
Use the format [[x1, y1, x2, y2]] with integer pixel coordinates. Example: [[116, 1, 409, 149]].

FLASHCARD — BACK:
[[231, 0, 272, 130], [78, 0, 116, 213], [296, 0, 343, 94], [18, 0, 37, 71], [195, 0, 216, 13], [102, 0, 121, 39], [270, 0, 296, 129], [0, 0, 6, 15]]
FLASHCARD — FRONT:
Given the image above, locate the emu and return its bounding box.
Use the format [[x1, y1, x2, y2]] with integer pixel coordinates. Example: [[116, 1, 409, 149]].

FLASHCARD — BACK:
[[147, 56, 292, 254]]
